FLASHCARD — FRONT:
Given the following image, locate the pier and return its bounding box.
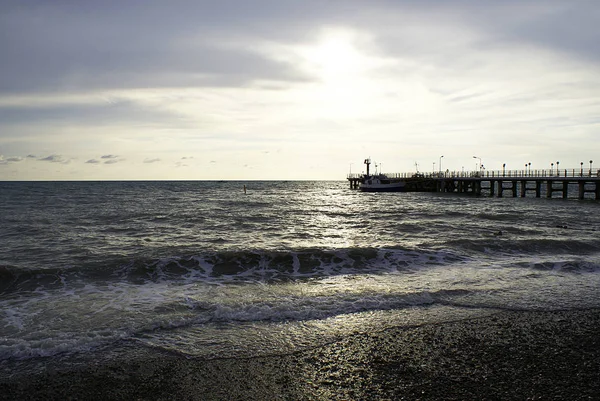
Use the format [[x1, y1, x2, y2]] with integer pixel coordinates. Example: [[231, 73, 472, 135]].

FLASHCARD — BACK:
[[348, 167, 600, 200]]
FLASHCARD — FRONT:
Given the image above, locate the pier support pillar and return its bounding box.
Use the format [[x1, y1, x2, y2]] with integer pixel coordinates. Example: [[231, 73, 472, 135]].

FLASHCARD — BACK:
[[520, 181, 526, 197], [497, 180, 503, 197], [536, 181, 541, 198], [547, 181, 553, 198], [562, 181, 568, 198], [489, 180, 495, 197], [579, 182, 585, 200], [512, 181, 517, 197]]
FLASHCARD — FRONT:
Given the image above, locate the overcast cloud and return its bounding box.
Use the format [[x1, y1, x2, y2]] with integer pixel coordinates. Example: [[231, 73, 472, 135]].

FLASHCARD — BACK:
[[0, 0, 598, 180]]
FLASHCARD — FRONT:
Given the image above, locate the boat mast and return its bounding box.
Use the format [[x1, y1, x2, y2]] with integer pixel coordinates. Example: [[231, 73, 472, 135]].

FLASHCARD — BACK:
[[364, 158, 371, 177]]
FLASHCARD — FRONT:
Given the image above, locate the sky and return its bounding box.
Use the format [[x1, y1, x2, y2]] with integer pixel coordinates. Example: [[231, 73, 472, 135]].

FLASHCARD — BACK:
[[1, 0, 599, 180]]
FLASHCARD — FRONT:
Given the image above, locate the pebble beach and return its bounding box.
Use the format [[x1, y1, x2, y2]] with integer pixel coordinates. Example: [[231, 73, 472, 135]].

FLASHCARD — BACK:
[[2, 308, 599, 400]]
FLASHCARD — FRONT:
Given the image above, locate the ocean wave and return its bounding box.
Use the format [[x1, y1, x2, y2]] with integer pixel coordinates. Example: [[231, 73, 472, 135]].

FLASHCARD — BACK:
[[143, 289, 449, 328], [444, 238, 600, 255], [516, 259, 600, 273], [0, 247, 465, 294], [0, 285, 478, 362]]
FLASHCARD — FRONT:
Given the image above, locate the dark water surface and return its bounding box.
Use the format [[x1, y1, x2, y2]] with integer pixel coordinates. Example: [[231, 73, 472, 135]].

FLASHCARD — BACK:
[[1, 181, 600, 375]]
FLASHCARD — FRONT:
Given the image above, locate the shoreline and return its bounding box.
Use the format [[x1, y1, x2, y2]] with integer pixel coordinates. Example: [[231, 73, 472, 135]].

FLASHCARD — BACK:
[[2, 308, 599, 400]]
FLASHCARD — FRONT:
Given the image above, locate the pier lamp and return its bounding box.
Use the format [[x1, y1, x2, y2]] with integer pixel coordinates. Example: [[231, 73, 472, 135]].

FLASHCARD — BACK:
[[525, 163, 527, 176], [439, 155, 444, 174], [581, 162, 584, 176], [503, 163, 506, 176], [473, 156, 482, 171], [528, 162, 531, 176], [590, 160, 594, 176], [551, 162, 554, 175], [556, 161, 559, 176]]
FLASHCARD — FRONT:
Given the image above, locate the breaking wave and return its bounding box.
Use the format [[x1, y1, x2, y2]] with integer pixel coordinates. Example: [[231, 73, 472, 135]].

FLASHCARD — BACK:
[[0, 246, 466, 294]]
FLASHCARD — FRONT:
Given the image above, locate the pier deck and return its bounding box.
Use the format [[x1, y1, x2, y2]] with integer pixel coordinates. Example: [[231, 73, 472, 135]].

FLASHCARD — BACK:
[[348, 168, 600, 200]]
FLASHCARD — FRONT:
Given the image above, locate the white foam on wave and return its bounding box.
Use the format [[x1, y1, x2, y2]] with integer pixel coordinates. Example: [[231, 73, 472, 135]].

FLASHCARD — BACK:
[[2, 307, 25, 331], [0, 280, 180, 361], [134, 305, 499, 359], [185, 291, 437, 323], [0, 269, 455, 362], [105, 246, 471, 286], [5, 249, 598, 363]]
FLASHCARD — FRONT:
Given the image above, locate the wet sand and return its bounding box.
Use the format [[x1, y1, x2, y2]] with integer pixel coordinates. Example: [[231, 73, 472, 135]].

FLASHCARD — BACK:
[[2, 309, 599, 400]]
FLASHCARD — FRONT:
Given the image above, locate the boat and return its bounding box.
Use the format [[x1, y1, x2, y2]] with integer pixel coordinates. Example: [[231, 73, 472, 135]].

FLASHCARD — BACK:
[[360, 175, 406, 192], [359, 158, 406, 192]]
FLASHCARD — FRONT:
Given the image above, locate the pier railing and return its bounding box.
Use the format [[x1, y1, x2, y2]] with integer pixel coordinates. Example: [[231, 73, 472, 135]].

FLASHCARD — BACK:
[[347, 167, 600, 199], [348, 168, 600, 180]]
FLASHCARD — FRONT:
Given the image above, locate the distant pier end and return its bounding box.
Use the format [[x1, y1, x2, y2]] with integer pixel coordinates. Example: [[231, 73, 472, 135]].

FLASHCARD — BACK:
[[348, 168, 600, 200]]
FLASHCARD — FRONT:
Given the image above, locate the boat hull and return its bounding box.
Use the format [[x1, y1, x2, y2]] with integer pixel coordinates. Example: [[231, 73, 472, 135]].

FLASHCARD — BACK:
[[359, 179, 406, 192]]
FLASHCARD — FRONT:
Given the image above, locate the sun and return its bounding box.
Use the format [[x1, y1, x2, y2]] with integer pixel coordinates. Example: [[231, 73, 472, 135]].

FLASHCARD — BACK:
[[300, 29, 369, 82], [309, 38, 361, 79], [283, 28, 390, 119]]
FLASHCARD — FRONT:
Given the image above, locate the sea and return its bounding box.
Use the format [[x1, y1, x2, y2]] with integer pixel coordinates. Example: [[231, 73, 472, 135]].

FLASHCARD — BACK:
[[1, 180, 600, 377]]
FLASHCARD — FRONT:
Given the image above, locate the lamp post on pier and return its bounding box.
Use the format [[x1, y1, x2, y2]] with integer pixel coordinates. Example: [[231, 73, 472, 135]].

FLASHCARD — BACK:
[[581, 162, 584, 177], [439, 155, 444, 174], [473, 156, 481, 172], [551, 162, 554, 175], [590, 160, 594, 176], [528, 162, 531, 176], [502, 163, 506, 176], [556, 161, 559, 177]]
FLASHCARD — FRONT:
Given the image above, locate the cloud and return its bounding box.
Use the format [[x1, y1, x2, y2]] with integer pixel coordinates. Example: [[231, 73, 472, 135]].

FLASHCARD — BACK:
[[0, 0, 598, 180], [2, 1, 597, 99], [39, 154, 69, 164], [0, 99, 189, 135], [87, 156, 123, 165], [0, 1, 317, 95], [1, 153, 35, 166], [470, 2, 600, 62]]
